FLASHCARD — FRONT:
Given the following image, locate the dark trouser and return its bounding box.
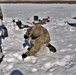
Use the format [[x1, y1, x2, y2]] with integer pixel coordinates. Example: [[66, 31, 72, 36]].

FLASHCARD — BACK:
[[0, 46, 2, 52]]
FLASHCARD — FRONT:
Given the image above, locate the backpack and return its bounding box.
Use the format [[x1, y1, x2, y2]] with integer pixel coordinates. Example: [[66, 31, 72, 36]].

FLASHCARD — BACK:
[[1, 25, 8, 39]]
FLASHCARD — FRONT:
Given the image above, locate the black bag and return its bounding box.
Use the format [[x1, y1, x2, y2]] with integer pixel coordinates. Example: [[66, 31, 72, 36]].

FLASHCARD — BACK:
[[16, 21, 22, 26]]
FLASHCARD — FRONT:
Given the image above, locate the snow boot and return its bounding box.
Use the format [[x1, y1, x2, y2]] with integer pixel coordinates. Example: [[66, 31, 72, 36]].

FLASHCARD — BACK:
[[22, 53, 27, 60], [47, 43, 56, 52]]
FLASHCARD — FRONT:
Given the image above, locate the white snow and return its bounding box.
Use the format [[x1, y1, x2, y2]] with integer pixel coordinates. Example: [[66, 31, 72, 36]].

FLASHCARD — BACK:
[[44, 62, 53, 70], [31, 68, 37, 72], [0, 4, 76, 75]]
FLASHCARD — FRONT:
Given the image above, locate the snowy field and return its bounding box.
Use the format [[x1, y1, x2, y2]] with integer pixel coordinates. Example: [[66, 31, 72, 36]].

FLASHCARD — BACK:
[[0, 4, 76, 75]]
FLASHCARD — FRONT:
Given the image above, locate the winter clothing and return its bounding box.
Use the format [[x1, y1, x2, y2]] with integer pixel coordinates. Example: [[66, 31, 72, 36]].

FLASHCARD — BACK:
[[0, 19, 8, 52], [0, 9, 7, 63], [22, 25, 50, 58], [0, 25, 3, 39], [0, 16, 3, 20], [22, 53, 27, 60], [23, 39, 33, 49], [0, 45, 2, 52], [0, 25, 3, 52], [23, 39, 31, 47]]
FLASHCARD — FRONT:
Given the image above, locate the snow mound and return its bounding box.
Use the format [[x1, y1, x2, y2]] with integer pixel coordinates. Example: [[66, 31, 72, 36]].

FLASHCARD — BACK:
[[24, 56, 37, 64]]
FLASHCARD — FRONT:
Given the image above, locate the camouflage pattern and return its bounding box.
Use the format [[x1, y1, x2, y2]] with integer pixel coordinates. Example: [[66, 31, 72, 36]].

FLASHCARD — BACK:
[[24, 25, 50, 56]]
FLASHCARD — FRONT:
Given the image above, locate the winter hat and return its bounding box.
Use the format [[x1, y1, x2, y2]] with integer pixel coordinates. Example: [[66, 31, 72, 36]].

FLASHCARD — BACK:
[[10, 70, 23, 75]]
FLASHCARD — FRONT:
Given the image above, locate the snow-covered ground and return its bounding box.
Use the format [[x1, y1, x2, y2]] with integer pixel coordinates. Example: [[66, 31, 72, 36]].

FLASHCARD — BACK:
[[0, 4, 76, 75]]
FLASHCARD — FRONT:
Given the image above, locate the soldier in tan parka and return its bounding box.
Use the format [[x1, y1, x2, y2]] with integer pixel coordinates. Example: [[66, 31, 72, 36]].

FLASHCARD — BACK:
[[22, 24, 56, 59]]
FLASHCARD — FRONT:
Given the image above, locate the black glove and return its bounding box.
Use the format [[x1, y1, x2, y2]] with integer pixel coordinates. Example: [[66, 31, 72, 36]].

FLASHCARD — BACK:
[[1, 35, 5, 39], [22, 53, 27, 60], [24, 34, 29, 39]]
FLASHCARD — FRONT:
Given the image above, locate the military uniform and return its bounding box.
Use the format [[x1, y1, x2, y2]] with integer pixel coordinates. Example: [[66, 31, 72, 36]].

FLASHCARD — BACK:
[[23, 25, 50, 56]]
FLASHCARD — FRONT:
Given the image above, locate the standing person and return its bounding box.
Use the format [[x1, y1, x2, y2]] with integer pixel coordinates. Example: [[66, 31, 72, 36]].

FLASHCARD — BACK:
[[0, 16, 8, 63]]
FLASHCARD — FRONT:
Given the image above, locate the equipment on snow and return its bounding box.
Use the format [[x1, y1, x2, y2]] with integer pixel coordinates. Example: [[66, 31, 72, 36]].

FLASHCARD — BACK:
[[67, 21, 76, 27], [16, 20, 29, 29], [33, 16, 50, 25], [33, 16, 40, 25], [42, 16, 50, 22], [73, 16, 76, 19]]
